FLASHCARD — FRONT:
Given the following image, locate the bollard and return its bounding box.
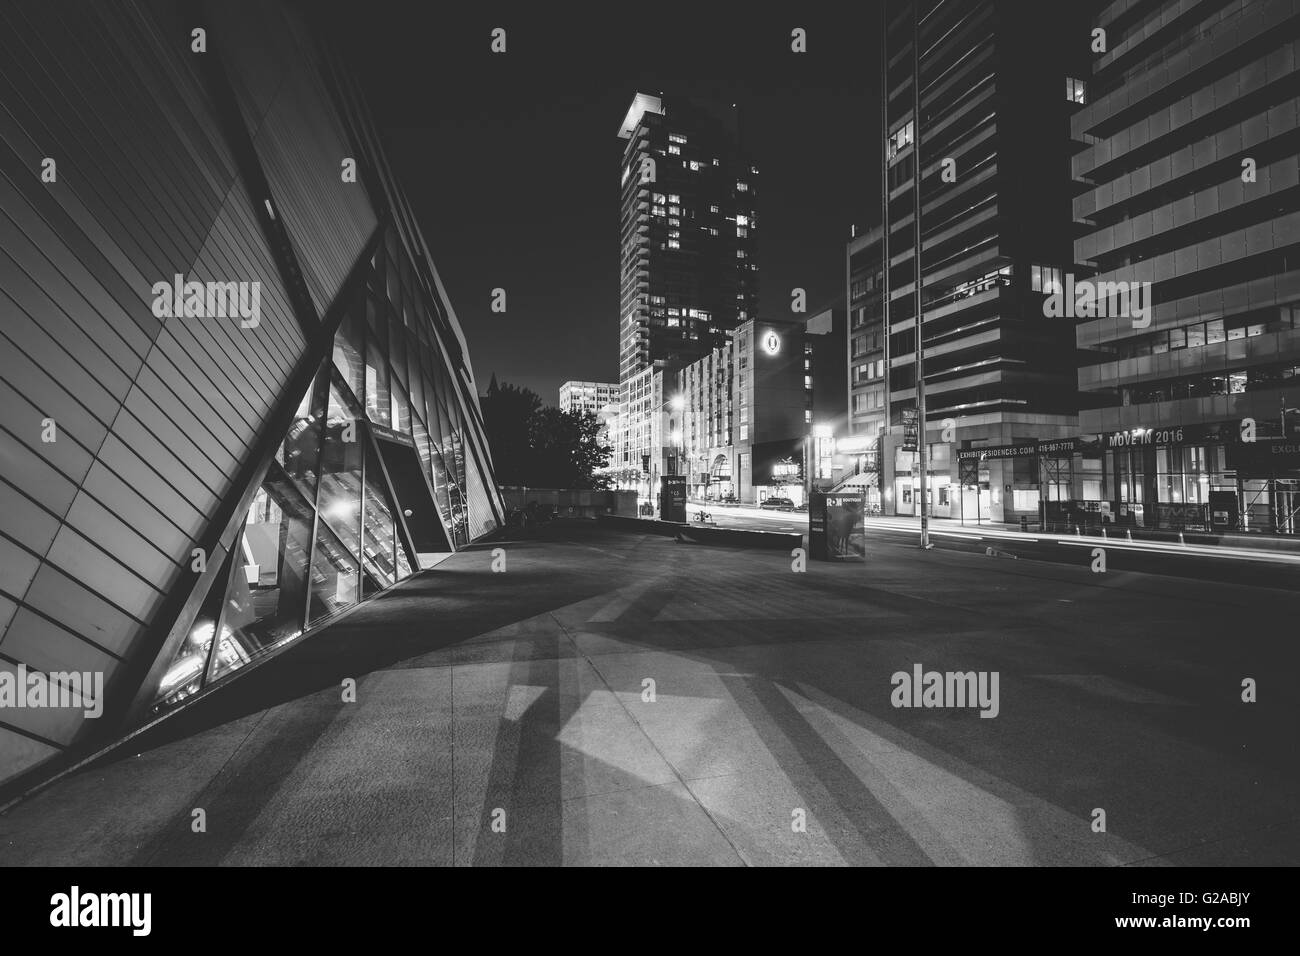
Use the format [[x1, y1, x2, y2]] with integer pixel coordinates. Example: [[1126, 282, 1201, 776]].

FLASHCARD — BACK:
[[1126, 529, 1132, 541]]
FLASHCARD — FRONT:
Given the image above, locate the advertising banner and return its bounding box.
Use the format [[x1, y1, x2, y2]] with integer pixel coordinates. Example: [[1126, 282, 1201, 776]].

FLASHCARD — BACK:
[[902, 408, 918, 452], [1225, 439, 1300, 473]]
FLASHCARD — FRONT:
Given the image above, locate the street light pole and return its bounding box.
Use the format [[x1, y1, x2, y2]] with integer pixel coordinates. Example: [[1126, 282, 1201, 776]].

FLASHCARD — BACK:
[[912, 0, 930, 550], [804, 432, 811, 503]]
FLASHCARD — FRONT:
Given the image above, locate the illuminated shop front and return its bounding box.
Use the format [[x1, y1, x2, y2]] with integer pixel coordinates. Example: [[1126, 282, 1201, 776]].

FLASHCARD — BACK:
[[954, 438, 1099, 528], [893, 443, 951, 518], [700, 453, 734, 500], [758, 457, 805, 506], [835, 434, 882, 512], [1100, 422, 1300, 534]]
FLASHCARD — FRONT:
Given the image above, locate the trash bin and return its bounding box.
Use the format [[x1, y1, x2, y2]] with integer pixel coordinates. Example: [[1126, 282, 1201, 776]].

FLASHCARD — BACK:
[[1020, 515, 1028, 532]]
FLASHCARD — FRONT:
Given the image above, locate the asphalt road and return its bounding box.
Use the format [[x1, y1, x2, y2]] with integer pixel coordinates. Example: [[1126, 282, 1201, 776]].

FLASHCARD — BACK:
[[698, 505, 1300, 590]]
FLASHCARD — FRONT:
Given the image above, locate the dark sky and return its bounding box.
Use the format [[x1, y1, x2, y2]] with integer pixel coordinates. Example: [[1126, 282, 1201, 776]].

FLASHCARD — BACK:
[[315, 3, 881, 404]]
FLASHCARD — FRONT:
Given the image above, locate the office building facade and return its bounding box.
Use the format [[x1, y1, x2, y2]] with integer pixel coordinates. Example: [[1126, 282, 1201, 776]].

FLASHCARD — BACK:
[[559, 381, 619, 417], [616, 93, 760, 492], [804, 307, 851, 493], [616, 366, 670, 501], [0, 0, 501, 793], [617, 93, 760, 381], [560, 380, 619, 457], [844, 227, 889, 504], [878, 0, 1092, 525], [677, 318, 835, 504], [1071, 0, 1300, 533]]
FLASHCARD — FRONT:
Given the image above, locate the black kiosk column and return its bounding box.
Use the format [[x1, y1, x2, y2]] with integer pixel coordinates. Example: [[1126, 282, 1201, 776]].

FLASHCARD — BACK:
[[660, 475, 687, 523], [809, 490, 866, 561]]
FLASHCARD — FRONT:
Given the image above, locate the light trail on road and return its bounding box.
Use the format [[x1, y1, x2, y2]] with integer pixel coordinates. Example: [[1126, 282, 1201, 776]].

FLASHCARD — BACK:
[[692, 503, 1300, 567]]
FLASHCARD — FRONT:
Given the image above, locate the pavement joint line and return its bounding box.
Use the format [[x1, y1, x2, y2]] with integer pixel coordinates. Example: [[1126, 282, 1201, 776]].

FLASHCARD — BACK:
[[450, 660, 456, 869], [547, 610, 752, 867], [137, 706, 272, 867]]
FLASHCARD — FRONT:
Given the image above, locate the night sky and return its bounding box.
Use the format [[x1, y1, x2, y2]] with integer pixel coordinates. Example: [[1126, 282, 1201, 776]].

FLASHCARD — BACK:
[[314, 3, 881, 403]]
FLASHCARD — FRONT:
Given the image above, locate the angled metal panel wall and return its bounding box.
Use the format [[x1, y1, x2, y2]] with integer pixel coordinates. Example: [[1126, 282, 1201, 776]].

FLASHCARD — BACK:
[[0, 0, 501, 791], [0, 0, 301, 783]]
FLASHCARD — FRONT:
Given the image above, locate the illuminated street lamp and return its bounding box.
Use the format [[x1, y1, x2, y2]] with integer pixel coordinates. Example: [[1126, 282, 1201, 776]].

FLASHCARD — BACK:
[[670, 428, 684, 476], [636, 392, 688, 515], [661, 393, 685, 476]]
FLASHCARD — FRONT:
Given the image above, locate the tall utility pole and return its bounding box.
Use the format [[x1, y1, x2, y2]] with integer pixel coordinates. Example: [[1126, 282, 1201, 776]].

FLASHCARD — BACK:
[[911, 0, 930, 549], [879, 1, 891, 514]]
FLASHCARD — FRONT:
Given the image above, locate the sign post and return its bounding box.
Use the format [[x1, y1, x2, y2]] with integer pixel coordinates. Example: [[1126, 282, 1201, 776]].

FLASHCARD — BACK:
[[958, 456, 979, 527]]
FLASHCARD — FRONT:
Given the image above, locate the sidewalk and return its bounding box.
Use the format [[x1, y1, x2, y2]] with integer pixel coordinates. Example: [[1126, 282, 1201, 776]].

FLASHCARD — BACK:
[[1, 521, 1297, 865]]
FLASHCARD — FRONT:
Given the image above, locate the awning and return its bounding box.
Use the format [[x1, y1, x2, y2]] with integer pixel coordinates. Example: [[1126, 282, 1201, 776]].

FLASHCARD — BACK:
[[837, 471, 878, 489]]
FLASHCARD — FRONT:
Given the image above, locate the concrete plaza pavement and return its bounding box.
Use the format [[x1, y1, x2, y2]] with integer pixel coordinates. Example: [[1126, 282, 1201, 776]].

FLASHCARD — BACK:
[[2, 520, 1297, 866]]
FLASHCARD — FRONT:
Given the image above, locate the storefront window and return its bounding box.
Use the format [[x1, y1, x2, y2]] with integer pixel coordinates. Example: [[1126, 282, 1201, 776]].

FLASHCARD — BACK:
[[276, 380, 322, 503], [333, 302, 366, 401], [152, 550, 236, 712], [366, 297, 392, 427], [391, 379, 411, 435], [1012, 489, 1040, 511], [307, 521, 362, 625], [360, 442, 401, 596], [317, 384, 364, 559], [209, 464, 315, 683]]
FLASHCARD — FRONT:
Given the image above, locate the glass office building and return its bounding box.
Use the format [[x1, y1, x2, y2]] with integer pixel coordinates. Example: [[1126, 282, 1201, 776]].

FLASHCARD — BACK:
[[0, 0, 501, 792]]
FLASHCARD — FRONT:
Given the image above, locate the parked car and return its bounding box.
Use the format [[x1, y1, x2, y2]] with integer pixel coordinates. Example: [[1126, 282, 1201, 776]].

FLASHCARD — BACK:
[[760, 497, 795, 511]]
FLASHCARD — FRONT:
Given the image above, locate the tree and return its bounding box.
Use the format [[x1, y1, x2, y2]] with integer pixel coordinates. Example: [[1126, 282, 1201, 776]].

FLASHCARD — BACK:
[[529, 407, 612, 489], [480, 378, 542, 487], [568, 410, 614, 489], [481, 379, 612, 489]]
